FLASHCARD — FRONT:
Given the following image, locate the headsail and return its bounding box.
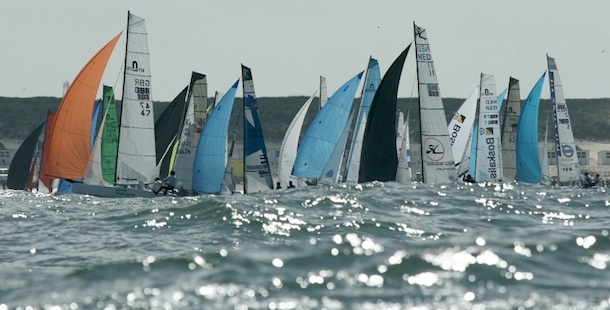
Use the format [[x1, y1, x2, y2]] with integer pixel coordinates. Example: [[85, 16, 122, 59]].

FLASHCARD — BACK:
[[359, 45, 411, 183], [516, 72, 546, 183], [7, 122, 45, 190], [414, 23, 455, 184], [278, 91, 317, 188], [46, 33, 121, 180], [192, 80, 239, 194], [292, 72, 363, 179]]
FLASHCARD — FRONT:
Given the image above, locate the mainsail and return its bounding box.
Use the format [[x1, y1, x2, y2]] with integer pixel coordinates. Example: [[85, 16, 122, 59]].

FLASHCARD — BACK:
[[547, 55, 580, 184], [414, 23, 455, 184], [46, 33, 121, 180], [192, 80, 239, 194], [396, 111, 413, 183], [501, 77, 521, 180], [516, 72, 546, 183], [359, 45, 410, 183], [292, 72, 363, 179], [475, 73, 503, 182], [242, 65, 274, 193], [37, 111, 57, 193], [115, 12, 157, 185]]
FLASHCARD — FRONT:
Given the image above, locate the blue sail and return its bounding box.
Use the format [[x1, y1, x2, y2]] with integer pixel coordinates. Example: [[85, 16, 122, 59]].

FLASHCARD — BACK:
[[192, 80, 239, 194], [91, 99, 101, 148], [516, 72, 546, 183], [467, 122, 478, 178], [292, 71, 363, 179]]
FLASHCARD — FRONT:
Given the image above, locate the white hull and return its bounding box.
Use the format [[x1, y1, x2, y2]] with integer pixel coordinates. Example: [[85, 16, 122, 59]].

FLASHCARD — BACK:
[[70, 182, 157, 198]]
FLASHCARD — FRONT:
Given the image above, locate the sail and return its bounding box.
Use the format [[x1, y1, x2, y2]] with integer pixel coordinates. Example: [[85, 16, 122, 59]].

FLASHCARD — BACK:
[[222, 108, 242, 194], [242, 65, 274, 193], [414, 23, 456, 184], [344, 57, 381, 183], [547, 55, 579, 184], [501, 78, 521, 180], [173, 72, 207, 192], [319, 76, 328, 110], [516, 72, 546, 183], [541, 115, 551, 185], [191, 73, 209, 143], [320, 102, 357, 183], [46, 33, 121, 180], [448, 87, 478, 170], [467, 123, 479, 178], [278, 91, 317, 188], [192, 80, 239, 194], [359, 45, 410, 183], [475, 73, 503, 182], [396, 111, 405, 156], [396, 112, 412, 183], [7, 122, 45, 190], [84, 86, 117, 186], [292, 72, 363, 179], [116, 12, 157, 185], [37, 111, 57, 193], [100, 86, 118, 184], [154, 86, 188, 176]]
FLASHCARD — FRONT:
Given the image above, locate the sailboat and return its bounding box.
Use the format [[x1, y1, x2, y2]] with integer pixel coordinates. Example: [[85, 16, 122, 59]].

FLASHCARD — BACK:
[[48, 12, 158, 197], [154, 86, 188, 178], [7, 122, 45, 190], [474, 73, 503, 182], [192, 80, 239, 194], [277, 91, 317, 189], [515, 72, 546, 183], [413, 23, 456, 184], [343, 57, 381, 183], [292, 72, 363, 182], [171, 72, 208, 194], [241, 65, 274, 193], [501, 78, 521, 181], [358, 45, 411, 183], [547, 55, 580, 185]]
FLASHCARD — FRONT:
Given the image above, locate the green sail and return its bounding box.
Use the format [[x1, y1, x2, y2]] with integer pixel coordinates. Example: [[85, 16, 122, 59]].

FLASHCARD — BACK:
[[101, 85, 119, 184]]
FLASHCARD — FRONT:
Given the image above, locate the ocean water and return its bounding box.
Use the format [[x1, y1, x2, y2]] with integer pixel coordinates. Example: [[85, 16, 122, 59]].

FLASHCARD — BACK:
[[1, 182, 609, 310]]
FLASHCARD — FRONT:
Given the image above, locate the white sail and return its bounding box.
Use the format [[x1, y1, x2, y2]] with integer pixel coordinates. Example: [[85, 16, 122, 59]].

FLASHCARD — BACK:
[[501, 78, 521, 180], [448, 87, 478, 170], [414, 23, 456, 184], [278, 91, 317, 188], [116, 12, 157, 185], [84, 107, 111, 186], [319, 76, 328, 110], [396, 113, 412, 183], [475, 73, 503, 182], [541, 116, 551, 185], [547, 55, 579, 184], [396, 111, 405, 156]]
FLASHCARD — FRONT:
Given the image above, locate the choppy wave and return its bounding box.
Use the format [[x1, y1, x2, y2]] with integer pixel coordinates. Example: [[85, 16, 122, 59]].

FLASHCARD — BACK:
[[1, 182, 609, 309]]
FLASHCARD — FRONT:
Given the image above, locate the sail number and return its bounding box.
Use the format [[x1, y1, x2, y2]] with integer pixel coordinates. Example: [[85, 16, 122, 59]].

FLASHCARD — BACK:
[[140, 102, 151, 116]]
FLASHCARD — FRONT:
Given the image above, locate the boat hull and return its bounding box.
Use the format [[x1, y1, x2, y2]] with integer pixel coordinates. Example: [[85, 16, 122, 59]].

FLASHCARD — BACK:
[[70, 182, 157, 198]]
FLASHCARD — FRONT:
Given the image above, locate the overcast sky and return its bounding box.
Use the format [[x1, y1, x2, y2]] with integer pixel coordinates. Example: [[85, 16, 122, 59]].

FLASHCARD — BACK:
[[2, 1, 609, 101]]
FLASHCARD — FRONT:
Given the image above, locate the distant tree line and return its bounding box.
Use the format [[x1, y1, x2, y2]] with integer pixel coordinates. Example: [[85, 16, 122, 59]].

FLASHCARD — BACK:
[[1, 96, 609, 148]]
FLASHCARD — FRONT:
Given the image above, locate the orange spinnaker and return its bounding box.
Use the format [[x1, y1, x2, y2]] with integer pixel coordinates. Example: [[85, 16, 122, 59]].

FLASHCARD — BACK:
[[46, 33, 122, 180]]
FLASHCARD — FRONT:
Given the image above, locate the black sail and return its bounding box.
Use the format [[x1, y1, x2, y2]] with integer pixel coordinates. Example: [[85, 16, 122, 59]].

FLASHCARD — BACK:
[[7, 122, 45, 190], [358, 44, 411, 183], [154, 86, 188, 177]]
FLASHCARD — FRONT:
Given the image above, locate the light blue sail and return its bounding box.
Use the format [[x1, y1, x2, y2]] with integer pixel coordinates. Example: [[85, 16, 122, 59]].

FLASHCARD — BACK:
[[516, 72, 546, 183], [192, 80, 239, 194], [467, 122, 478, 178], [91, 99, 101, 148], [292, 71, 363, 179]]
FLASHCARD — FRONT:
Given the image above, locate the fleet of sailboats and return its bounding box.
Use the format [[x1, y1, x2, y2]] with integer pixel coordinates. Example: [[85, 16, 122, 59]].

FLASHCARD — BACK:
[[7, 17, 595, 197]]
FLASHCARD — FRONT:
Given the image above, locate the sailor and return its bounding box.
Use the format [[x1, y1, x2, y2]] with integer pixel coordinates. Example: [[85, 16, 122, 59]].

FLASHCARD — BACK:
[[287, 181, 296, 189], [151, 177, 163, 195], [276, 182, 282, 190], [161, 171, 177, 195]]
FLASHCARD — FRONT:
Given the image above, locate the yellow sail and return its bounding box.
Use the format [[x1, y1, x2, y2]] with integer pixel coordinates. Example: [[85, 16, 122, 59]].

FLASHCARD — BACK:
[[47, 33, 122, 180]]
